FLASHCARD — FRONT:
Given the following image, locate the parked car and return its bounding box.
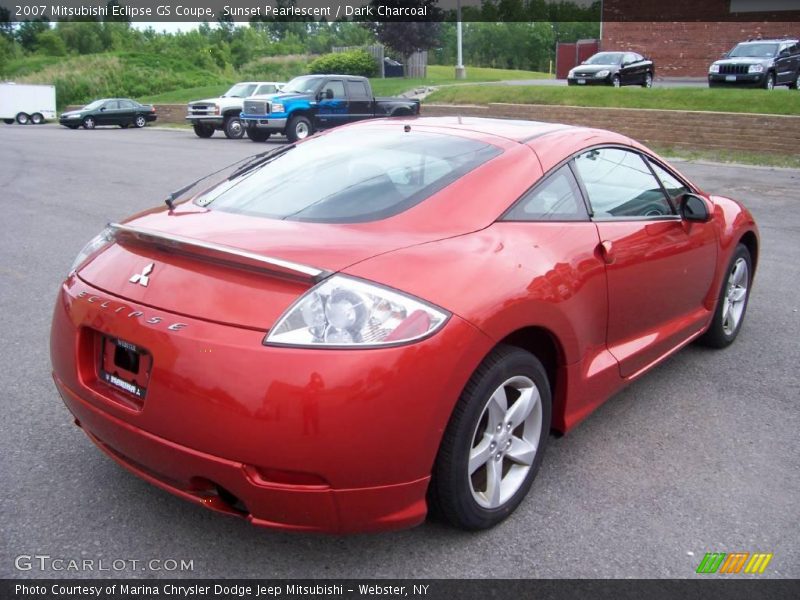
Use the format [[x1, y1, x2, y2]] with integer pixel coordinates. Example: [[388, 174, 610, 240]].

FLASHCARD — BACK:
[[240, 74, 420, 142], [59, 99, 156, 130], [0, 82, 56, 124], [708, 38, 800, 89], [51, 117, 758, 533], [567, 51, 654, 87], [186, 81, 285, 139]]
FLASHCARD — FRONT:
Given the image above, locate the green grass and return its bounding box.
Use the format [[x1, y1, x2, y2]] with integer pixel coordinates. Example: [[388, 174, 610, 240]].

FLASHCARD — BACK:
[[654, 146, 800, 169], [425, 85, 800, 116], [140, 85, 230, 104], [372, 65, 551, 96]]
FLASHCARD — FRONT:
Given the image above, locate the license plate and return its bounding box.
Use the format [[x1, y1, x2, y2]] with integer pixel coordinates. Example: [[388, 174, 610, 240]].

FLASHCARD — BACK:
[[99, 336, 152, 399], [725, 75, 737, 82], [577, 79, 586, 85]]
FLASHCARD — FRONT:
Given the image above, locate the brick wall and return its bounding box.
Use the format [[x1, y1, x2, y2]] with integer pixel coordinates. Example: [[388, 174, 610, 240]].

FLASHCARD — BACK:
[[422, 103, 800, 154], [602, 21, 800, 77]]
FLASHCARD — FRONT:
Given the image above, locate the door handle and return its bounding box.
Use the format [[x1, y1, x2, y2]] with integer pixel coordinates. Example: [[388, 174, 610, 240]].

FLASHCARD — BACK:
[[599, 240, 615, 264]]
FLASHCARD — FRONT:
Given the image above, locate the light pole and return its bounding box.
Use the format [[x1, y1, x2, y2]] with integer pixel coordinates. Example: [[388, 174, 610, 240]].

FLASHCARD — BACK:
[[455, 0, 466, 79]]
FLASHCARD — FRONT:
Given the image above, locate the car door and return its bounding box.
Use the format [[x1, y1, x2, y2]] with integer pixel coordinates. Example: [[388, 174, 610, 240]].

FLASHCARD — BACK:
[[572, 147, 718, 378], [117, 99, 137, 125], [345, 79, 373, 123], [96, 100, 118, 125], [620, 53, 639, 84], [316, 79, 348, 129], [775, 43, 798, 84]]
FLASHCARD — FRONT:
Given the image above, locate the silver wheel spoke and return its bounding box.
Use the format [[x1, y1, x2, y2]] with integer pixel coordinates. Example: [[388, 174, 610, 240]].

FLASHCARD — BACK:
[[487, 388, 508, 430], [505, 387, 537, 430], [485, 459, 502, 508], [507, 437, 536, 466], [730, 287, 746, 302], [469, 434, 493, 475]]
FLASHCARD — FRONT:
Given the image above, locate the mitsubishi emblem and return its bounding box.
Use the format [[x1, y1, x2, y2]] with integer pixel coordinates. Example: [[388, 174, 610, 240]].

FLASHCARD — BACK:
[[129, 263, 154, 287]]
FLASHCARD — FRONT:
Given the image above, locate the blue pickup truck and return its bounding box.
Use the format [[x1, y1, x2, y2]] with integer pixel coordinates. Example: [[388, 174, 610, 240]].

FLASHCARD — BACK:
[[240, 74, 421, 142]]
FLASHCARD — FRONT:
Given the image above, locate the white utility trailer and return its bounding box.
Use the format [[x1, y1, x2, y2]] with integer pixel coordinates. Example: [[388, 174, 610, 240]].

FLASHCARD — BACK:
[[0, 83, 57, 124]]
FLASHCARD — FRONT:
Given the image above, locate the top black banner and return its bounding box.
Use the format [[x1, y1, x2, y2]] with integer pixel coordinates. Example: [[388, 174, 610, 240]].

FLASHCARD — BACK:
[[3, 0, 800, 23]]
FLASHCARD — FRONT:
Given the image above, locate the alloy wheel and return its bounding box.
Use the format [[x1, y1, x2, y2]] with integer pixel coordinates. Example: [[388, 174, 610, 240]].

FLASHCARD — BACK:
[[721, 257, 749, 336], [468, 375, 542, 509]]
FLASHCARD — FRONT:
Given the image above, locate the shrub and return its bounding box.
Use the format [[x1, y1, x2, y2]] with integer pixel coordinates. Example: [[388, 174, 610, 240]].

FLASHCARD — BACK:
[[308, 49, 377, 78]]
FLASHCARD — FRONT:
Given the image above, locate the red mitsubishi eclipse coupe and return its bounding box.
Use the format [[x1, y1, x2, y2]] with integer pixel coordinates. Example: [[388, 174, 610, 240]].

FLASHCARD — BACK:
[[51, 117, 758, 533]]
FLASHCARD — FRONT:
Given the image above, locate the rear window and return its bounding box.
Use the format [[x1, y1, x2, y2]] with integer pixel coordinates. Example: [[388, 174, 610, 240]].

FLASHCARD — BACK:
[[194, 129, 501, 223]]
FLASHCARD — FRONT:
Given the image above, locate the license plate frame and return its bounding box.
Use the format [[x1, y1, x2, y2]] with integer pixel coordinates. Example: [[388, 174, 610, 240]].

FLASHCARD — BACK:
[[577, 78, 586, 85], [725, 75, 737, 82], [98, 336, 152, 400]]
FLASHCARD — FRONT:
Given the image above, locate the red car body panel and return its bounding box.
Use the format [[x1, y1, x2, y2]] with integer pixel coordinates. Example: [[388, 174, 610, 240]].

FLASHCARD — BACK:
[[50, 117, 759, 532]]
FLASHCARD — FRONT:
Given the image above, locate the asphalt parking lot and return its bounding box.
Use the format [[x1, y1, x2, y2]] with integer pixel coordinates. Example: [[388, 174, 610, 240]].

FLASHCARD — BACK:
[[1, 125, 798, 579]]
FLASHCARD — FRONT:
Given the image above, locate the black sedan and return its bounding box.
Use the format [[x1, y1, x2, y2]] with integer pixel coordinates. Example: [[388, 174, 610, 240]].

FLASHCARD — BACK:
[[59, 98, 157, 130], [567, 52, 654, 88]]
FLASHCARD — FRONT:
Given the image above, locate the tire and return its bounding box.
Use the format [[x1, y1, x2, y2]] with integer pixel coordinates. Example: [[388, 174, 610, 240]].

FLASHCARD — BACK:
[[246, 127, 271, 142], [16, 112, 30, 125], [30, 112, 44, 124], [697, 244, 752, 349], [763, 72, 775, 90], [82, 116, 96, 130], [3, 118, 14, 124], [223, 116, 244, 139], [790, 71, 800, 90], [429, 345, 552, 530], [192, 123, 214, 138], [286, 115, 313, 143], [612, 75, 621, 88], [134, 115, 147, 128], [642, 72, 653, 88]]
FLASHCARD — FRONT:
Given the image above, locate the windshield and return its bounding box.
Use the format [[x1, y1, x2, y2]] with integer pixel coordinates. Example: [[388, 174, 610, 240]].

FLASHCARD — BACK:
[[223, 83, 258, 98], [728, 43, 779, 58], [281, 76, 325, 94], [83, 100, 107, 110], [193, 129, 501, 223], [585, 52, 623, 65]]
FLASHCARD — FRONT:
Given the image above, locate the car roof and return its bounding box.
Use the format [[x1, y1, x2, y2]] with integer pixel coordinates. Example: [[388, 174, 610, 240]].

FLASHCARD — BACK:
[[738, 39, 797, 44]]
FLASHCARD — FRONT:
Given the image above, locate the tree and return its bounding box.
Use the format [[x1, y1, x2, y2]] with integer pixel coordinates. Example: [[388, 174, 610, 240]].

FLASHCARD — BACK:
[[365, 0, 442, 77]]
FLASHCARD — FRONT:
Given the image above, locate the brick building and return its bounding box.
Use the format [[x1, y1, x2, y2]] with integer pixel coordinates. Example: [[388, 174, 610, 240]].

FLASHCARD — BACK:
[[601, 0, 800, 77]]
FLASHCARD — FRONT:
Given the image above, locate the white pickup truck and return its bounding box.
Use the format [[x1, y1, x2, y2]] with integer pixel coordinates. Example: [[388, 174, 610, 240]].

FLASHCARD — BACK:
[[1, 83, 57, 125], [186, 81, 284, 139]]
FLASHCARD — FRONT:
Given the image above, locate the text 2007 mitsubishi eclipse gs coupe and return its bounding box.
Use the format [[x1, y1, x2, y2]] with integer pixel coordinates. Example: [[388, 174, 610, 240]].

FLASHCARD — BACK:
[[51, 117, 758, 533]]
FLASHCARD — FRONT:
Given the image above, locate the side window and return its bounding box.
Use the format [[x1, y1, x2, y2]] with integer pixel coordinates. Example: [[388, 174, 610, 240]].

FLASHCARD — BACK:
[[256, 84, 277, 95], [647, 159, 690, 200], [624, 53, 637, 64], [322, 80, 346, 99], [504, 165, 588, 221], [573, 148, 674, 219], [104, 101, 119, 110], [119, 100, 134, 109], [346, 81, 370, 99]]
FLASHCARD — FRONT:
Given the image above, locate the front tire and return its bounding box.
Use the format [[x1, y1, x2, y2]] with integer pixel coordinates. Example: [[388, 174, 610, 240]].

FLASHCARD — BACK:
[[223, 116, 244, 139], [16, 112, 30, 125], [763, 72, 775, 90], [82, 116, 96, 130], [246, 126, 271, 142], [698, 244, 752, 348], [134, 115, 147, 128], [3, 118, 14, 124], [192, 123, 214, 138], [429, 345, 552, 530], [286, 115, 312, 143], [642, 72, 653, 88]]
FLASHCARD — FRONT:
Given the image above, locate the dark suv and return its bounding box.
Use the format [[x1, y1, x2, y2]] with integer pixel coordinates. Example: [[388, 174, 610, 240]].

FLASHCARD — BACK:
[[708, 38, 800, 89]]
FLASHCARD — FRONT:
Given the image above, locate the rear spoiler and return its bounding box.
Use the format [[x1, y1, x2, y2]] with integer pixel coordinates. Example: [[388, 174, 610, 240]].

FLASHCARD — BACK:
[[109, 223, 331, 284]]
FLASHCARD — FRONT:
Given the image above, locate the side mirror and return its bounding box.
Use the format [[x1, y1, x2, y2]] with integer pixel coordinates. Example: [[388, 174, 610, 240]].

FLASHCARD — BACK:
[[325, 89, 334, 100], [680, 193, 711, 222], [100, 107, 106, 112]]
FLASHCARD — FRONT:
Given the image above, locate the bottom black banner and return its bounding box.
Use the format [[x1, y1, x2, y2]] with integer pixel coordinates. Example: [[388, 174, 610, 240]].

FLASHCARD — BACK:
[[2, 579, 799, 600]]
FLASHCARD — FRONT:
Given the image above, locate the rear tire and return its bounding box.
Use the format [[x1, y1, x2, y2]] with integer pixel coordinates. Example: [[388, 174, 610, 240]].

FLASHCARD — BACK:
[[134, 115, 147, 128], [286, 115, 312, 143], [790, 71, 800, 90], [429, 345, 551, 530], [697, 244, 752, 349], [192, 123, 214, 138], [30, 112, 44, 124], [223, 116, 244, 139], [16, 112, 30, 125]]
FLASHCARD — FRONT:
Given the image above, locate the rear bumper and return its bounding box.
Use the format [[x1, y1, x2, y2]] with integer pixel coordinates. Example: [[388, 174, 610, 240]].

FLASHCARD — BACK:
[[50, 277, 492, 533], [55, 375, 429, 533]]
